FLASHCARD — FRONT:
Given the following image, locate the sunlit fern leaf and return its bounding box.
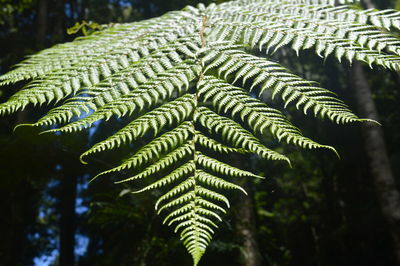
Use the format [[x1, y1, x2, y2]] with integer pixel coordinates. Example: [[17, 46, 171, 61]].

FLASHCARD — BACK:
[[131, 160, 197, 194], [197, 75, 338, 154], [28, 53, 197, 127], [207, 2, 400, 70], [194, 131, 248, 154], [2, 0, 399, 264], [90, 122, 193, 178], [116, 142, 194, 183], [42, 62, 199, 133], [195, 151, 262, 179], [201, 44, 362, 123], [0, 11, 200, 86], [209, 3, 400, 55], [195, 106, 291, 164], [72, 94, 196, 158]]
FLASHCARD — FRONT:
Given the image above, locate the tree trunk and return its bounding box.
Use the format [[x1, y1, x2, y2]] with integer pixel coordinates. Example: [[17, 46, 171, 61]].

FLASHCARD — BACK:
[[59, 169, 77, 266], [351, 62, 400, 265], [234, 180, 263, 266], [53, 0, 66, 42], [36, 0, 48, 48]]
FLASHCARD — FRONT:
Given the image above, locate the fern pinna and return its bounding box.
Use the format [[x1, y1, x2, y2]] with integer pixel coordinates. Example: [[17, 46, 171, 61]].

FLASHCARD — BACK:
[[1, 0, 399, 264]]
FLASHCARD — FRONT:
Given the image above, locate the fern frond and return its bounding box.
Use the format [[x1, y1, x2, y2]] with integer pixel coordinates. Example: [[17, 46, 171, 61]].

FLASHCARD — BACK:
[[30, 47, 197, 127], [194, 185, 231, 208], [131, 161, 196, 194], [90, 122, 192, 178], [195, 152, 262, 179], [202, 46, 360, 124], [196, 106, 291, 164], [155, 178, 197, 211], [116, 142, 194, 184], [196, 169, 248, 194], [322, 6, 400, 30], [80, 94, 195, 160], [194, 131, 248, 154], [198, 75, 338, 154], [211, 6, 400, 56], [157, 192, 196, 214], [0, 9, 199, 86], [207, 3, 400, 70], [210, 21, 400, 70], [2, 0, 399, 264], [48, 61, 199, 133]]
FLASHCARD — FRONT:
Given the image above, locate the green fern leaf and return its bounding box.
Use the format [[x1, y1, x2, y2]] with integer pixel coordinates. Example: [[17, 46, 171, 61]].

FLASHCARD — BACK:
[[2, 0, 398, 264]]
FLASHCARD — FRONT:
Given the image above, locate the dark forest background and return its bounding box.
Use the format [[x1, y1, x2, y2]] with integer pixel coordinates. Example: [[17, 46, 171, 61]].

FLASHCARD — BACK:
[[0, 0, 399, 265]]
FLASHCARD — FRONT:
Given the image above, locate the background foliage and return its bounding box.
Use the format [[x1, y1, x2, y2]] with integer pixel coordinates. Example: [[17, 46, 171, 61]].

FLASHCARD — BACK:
[[0, 0, 399, 265]]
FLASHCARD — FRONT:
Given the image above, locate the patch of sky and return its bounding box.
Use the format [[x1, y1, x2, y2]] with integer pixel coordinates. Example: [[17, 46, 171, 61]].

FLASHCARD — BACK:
[[75, 234, 90, 257], [76, 174, 90, 215], [74, 174, 90, 257], [88, 119, 101, 140], [119, 0, 133, 8], [64, 2, 79, 20], [34, 249, 59, 266], [55, 164, 63, 171]]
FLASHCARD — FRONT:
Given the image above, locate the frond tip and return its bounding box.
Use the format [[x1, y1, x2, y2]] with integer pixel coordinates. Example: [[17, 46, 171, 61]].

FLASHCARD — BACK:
[[0, 0, 397, 264]]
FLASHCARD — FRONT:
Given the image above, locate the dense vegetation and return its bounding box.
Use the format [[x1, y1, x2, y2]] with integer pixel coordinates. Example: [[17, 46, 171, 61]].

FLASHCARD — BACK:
[[0, 0, 399, 265]]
